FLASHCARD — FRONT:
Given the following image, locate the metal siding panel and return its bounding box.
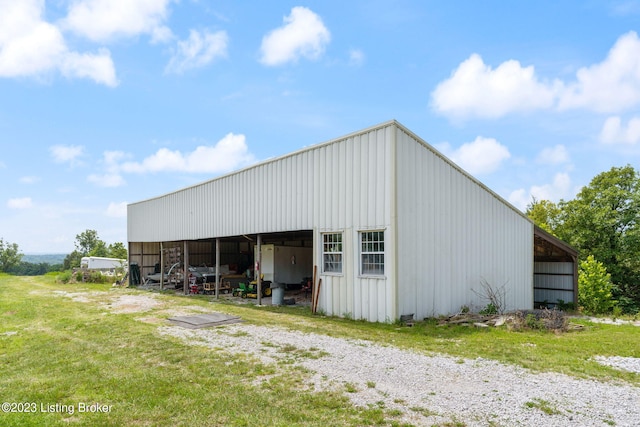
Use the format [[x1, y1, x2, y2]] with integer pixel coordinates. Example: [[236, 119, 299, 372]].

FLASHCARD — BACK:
[[534, 275, 574, 290], [339, 140, 347, 228], [332, 143, 340, 228], [535, 262, 573, 274], [345, 139, 354, 231], [344, 228, 354, 316], [352, 136, 361, 226], [395, 128, 533, 319]]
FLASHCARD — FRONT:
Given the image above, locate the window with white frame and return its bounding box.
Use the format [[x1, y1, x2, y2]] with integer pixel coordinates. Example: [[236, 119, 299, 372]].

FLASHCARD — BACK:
[[360, 231, 385, 275], [322, 232, 343, 273]]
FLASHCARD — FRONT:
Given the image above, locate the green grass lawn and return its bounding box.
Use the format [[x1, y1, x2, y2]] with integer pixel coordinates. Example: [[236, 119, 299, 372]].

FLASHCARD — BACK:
[[1, 274, 638, 427]]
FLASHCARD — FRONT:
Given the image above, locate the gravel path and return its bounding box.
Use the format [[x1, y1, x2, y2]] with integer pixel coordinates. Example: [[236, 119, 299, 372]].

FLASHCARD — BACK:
[[159, 323, 640, 427]]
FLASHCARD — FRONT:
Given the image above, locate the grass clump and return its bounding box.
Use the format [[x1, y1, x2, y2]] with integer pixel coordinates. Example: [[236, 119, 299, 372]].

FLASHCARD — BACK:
[[524, 398, 561, 415]]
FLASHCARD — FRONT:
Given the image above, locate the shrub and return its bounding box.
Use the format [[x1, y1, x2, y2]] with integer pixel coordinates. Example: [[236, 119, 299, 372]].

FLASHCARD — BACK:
[[88, 271, 108, 283], [578, 255, 616, 315], [57, 271, 72, 284], [555, 299, 577, 312], [479, 303, 498, 315]]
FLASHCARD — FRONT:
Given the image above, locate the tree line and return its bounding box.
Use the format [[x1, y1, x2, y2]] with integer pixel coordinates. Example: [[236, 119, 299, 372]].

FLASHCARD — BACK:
[[0, 230, 127, 276]]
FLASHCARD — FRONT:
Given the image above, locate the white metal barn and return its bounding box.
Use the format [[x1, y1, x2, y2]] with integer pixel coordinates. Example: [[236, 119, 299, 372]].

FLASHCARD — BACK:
[[127, 120, 577, 322]]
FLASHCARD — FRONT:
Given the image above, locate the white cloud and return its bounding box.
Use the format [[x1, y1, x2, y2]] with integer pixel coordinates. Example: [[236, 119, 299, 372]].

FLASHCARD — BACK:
[[7, 197, 33, 209], [431, 31, 640, 119], [508, 172, 572, 210], [437, 136, 511, 175], [349, 49, 365, 66], [599, 116, 640, 144], [20, 176, 40, 184], [0, 1, 65, 76], [431, 54, 558, 119], [121, 133, 256, 174], [0, 1, 118, 86], [259, 7, 330, 66], [536, 145, 570, 164], [60, 49, 118, 86], [87, 150, 128, 187], [165, 29, 228, 74], [106, 201, 128, 218], [558, 31, 640, 112], [62, 0, 174, 43], [50, 144, 84, 163], [611, 1, 640, 16], [87, 173, 126, 187]]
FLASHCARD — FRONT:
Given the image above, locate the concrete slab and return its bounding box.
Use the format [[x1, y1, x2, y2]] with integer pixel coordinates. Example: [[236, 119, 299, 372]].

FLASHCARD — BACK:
[[168, 313, 242, 329]]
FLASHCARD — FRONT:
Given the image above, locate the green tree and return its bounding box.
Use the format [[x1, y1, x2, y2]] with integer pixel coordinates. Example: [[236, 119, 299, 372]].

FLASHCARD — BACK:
[[0, 238, 23, 272], [89, 240, 109, 257], [525, 197, 561, 234], [75, 229, 102, 256], [63, 250, 83, 270], [108, 242, 128, 259], [557, 165, 640, 311], [578, 255, 616, 314]]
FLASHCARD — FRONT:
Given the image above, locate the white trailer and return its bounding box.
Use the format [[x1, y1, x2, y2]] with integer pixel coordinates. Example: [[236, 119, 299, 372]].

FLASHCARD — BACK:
[[80, 256, 126, 271]]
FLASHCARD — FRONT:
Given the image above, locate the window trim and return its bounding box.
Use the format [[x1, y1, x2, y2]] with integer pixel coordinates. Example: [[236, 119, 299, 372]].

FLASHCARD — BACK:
[[321, 232, 344, 275], [359, 230, 385, 277]]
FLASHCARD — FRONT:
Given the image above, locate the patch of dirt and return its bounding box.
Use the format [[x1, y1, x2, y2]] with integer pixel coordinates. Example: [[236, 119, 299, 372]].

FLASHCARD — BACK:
[[52, 290, 109, 303], [105, 294, 164, 314]]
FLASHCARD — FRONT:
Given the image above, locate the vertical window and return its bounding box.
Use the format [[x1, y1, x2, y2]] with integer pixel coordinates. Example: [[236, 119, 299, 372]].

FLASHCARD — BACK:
[[322, 233, 343, 273], [360, 231, 385, 275]]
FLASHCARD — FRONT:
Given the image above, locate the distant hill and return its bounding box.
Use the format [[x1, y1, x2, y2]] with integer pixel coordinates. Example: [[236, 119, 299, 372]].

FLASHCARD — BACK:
[[22, 254, 67, 265]]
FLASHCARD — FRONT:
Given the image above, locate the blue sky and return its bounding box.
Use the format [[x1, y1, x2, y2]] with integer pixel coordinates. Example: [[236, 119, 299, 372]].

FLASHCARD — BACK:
[[1, 0, 640, 254]]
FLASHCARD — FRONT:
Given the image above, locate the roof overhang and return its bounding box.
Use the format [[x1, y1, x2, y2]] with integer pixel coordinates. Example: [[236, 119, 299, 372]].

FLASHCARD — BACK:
[[534, 225, 578, 262]]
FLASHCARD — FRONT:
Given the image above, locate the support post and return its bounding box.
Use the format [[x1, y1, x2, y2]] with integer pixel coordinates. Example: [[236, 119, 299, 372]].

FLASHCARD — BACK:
[[256, 234, 262, 306], [215, 238, 220, 299], [183, 240, 189, 295], [160, 242, 164, 291]]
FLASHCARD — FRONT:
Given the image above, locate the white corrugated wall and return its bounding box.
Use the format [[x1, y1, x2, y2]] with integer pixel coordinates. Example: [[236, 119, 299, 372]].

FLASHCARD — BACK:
[[128, 121, 534, 321], [394, 126, 533, 319], [314, 125, 395, 322], [128, 122, 397, 322], [128, 150, 318, 242]]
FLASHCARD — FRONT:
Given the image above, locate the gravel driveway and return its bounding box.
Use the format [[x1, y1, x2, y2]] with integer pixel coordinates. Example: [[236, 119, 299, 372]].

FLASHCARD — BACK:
[[55, 290, 638, 426], [159, 322, 640, 427]]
